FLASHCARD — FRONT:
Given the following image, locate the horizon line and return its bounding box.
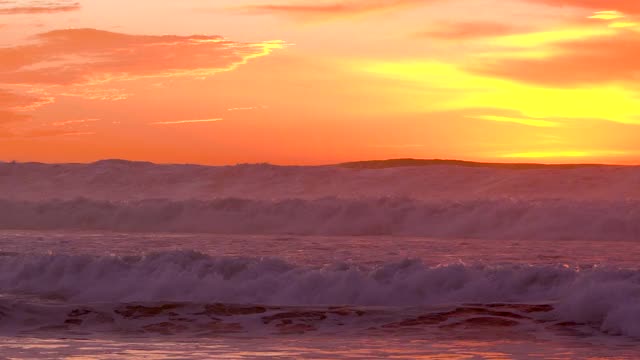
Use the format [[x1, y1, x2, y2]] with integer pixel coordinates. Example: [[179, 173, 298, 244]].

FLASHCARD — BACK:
[[1, 158, 637, 169]]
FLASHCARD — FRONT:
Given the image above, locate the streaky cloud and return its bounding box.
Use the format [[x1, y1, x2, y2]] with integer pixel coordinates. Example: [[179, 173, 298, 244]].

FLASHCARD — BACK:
[[151, 119, 224, 125], [0, 0, 80, 14], [416, 21, 522, 40], [469, 31, 640, 86], [476, 114, 560, 127], [0, 28, 285, 86], [52, 118, 100, 126], [528, 0, 640, 14], [242, 0, 434, 20]]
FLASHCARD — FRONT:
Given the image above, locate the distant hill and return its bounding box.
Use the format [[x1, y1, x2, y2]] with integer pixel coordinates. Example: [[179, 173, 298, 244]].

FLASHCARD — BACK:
[[338, 158, 607, 170]]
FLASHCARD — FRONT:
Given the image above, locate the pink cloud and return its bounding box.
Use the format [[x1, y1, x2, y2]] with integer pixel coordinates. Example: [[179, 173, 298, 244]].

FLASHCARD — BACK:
[[469, 31, 640, 86], [52, 118, 99, 126], [0, 28, 284, 86], [0, 110, 29, 124], [0, 0, 80, 14], [242, 0, 434, 20], [416, 21, 521, 40], [151, 118, 224, 125], [18, 128, 94, 137], [0, 89, 44, 136], [528, 0, 640, 14], [0, 89, 43, 109]]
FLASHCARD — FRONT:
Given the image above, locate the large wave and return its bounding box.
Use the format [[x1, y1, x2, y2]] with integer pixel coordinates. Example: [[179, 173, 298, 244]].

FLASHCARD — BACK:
[[1, 251, 639, 337], [2, 160, 639, 240], [2, 160, 640, 202], [0, 197, 638, 240]]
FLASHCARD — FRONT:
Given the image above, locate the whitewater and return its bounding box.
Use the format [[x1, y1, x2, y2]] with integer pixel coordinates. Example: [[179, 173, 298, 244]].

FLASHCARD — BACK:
[[1, 160, 640, 359]]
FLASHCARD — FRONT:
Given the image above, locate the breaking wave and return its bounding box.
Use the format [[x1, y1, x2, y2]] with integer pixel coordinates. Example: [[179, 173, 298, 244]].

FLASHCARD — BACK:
[[0, 197, 638, 240], [1, 251, 640, 337], [3, 160, 640, 202]]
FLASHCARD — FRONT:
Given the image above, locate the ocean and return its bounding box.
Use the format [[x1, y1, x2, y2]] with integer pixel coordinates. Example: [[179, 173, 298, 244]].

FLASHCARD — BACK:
[[0, 160, 639, 359]]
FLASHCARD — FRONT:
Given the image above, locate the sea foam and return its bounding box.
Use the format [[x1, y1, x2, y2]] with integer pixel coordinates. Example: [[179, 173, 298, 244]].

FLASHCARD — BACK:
[[1, 252, 639, 337]]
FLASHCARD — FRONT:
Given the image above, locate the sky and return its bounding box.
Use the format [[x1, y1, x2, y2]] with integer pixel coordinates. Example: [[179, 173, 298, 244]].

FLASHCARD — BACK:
[[0, 0, 639, 165]]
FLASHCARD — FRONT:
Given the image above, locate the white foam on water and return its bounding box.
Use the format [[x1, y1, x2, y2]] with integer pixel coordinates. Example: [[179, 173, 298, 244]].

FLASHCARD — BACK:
[[0, 252, 639, 337]]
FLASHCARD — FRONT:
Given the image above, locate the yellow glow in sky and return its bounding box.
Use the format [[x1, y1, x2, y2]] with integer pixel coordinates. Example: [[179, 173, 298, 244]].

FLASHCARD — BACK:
[[361, 61, 640, 124]]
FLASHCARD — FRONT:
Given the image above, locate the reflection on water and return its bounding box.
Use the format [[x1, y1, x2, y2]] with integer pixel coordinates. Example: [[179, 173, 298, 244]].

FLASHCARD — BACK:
[[2, 336, 639, 360]]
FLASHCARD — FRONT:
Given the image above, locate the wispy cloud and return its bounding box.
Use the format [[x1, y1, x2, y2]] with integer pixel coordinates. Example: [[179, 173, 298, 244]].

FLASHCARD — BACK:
[[241, 0, 433, 20], [476, 114, 560, 127], [470, 30, 640, 86], [0, 89, 47, 134], [227, 106, 268, 111], [0, 28, 285, 86], [528, 0, 640, 15], [500, 150, 628, 159], [0, 0, 80, 14], [52, 118, 99, 126], [0, 110, 29, 124], [589, 10, 626, 20], [151, 118, 224, 125], [416, 22, 522, 40], [0, 89, 46, 110], [23, 129, 95, 137], [0, 27, 284, 138]]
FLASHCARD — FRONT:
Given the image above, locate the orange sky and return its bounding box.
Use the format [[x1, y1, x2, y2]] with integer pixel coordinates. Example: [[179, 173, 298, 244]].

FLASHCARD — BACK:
[[1, 0, 639, 164]]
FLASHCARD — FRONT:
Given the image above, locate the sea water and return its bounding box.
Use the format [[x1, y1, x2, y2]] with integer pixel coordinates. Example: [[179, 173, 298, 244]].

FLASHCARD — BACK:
[[1, 160, 639, 358]]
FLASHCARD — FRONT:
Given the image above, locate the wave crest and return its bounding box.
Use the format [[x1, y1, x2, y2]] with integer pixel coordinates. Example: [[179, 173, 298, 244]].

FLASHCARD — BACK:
[[1, 252, 640, 337], [1, 198, 639, 240]]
